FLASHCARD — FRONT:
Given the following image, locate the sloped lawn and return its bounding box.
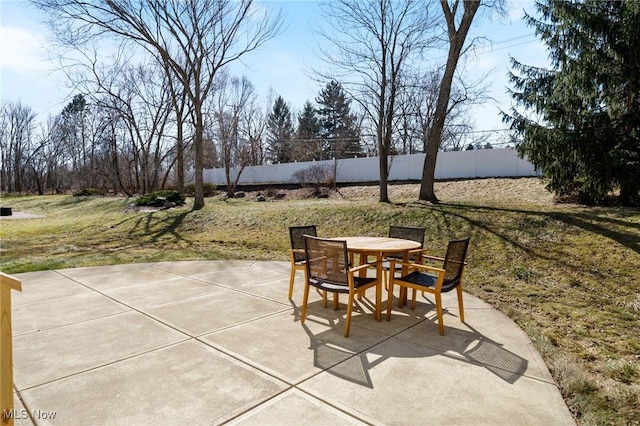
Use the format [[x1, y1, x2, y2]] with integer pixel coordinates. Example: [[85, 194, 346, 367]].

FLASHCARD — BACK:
[[1, 177, 638, 424]]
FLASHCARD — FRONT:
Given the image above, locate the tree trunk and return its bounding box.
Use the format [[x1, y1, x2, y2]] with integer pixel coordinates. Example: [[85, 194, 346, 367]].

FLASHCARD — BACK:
[[378, 127, 390, 202], [378, 81, 390, 203], [193, 100, 205, 210], [176, 124, 184, 191], [419, 0, 480, 202], [379, 150, 389, 202]]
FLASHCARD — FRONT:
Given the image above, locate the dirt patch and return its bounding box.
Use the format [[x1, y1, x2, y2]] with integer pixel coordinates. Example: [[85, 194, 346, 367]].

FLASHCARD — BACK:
[[0, 211, 46, 220]]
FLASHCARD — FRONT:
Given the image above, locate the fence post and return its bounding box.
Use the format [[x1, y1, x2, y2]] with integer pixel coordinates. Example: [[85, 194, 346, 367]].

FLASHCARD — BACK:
[[1, 272, 22, 426]]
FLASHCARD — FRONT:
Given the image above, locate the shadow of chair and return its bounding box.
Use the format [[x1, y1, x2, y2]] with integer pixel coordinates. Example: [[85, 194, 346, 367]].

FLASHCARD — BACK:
[[299, 315, 375, 388], [463, 334, 528, 383], [301, 301, 527, 389], [386, 237, 470, 336], [300, 236, 380, 337]]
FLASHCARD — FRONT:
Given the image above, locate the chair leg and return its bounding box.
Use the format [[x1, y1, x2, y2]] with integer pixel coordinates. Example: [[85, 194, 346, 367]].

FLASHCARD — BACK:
[[333, 293, 339, 310], [398, 286, 409, 308], [288, 266, 296, 299], [375, 280, 382, 322], [384, 269, 390, 291], [457, 285, 465, 322], [411, 288, 417, 309], [300, 283, 311, 324], [357, 255, 366, 301], [435, 292, 445, 336], [386, 281, 395, 321], [322, 290, 328, 308], [344, 291, 356, 337]]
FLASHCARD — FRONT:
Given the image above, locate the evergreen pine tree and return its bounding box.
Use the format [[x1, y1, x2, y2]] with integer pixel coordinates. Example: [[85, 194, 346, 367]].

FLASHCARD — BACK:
[[266, 96, 294, 163], [505, 0, 640, 205], [294, 101, 322, 161], [315, 81, 361, 160]]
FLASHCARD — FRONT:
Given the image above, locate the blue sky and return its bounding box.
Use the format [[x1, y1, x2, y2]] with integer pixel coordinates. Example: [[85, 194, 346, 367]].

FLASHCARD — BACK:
[[1, 0, 549, 144]]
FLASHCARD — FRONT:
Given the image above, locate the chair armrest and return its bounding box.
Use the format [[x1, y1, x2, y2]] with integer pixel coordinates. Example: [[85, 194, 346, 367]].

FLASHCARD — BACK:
[[289, 248, 305, 260], [408, 248, 427, 255], [349, 261, 378, 275], [389, 259, 445, 275], [407, 248, 428, 262], [420, 254, 468, 266], [421, 254, 445, 262]]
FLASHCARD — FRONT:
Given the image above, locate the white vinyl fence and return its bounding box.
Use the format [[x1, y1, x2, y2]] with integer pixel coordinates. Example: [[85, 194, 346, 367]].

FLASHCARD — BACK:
[[203, 148, 538, 186]]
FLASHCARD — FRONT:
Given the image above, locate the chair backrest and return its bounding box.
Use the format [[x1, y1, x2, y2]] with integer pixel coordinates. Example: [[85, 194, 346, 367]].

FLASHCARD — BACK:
[[304, 235, 349, 286], [443, 237, 470, 284], [388, 226, 425, 260], [389, 225, 425, 247], [289, 225, 317, 262]]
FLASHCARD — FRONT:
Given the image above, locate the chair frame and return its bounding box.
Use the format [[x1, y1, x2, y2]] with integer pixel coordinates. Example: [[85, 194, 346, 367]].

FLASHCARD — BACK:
[[386, 238, 469, 336], [383, 225, 426, 290], [300, 236, 380, 337], [288, 225, 317, 299]]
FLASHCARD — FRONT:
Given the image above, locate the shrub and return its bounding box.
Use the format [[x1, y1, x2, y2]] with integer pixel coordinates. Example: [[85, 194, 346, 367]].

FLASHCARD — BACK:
[[183, 183, 217, 197], [73, 188, 104, 196], [292, 164, 335, 195], [135, 190, 185, 207]]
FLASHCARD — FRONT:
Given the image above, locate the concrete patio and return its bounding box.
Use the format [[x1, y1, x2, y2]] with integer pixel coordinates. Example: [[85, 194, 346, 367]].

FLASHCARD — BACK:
[[9, 260, 574, 425]]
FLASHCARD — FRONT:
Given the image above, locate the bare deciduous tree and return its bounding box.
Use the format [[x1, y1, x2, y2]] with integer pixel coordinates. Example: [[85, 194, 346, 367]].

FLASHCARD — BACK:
[[399, 67, 488, 154], [29, 117, 60, 194], [242, 95, 268, 167], [31, 0, 283, 209], [0, 101, 37, 193], [418, 0, 501, 202], [210, 72, 257, 197], [165, 63, 190, 192], [110, 65, 174, 194], [68, 46, 177, 195], [317, 0, 438, 202]]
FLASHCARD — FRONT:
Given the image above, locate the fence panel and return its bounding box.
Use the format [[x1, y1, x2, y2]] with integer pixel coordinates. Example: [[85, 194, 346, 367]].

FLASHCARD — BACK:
[[203, 148, 538, 186]]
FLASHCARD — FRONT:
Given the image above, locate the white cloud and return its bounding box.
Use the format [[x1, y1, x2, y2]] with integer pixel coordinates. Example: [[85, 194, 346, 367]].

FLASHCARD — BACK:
[[0, 25, 51, 74], [0, 22, 70, 116], [508, 0, 537, 22]]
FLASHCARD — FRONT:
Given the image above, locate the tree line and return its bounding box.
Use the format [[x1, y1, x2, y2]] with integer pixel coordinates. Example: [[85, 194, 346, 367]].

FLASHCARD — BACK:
[[1, 0, 495, 204], [0, 72, 482, 197], [2, 0, 637, 206]]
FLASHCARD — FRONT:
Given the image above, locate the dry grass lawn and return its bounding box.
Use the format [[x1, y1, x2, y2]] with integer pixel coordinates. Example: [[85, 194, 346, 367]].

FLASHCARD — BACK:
[[1, 177, 638, 425]]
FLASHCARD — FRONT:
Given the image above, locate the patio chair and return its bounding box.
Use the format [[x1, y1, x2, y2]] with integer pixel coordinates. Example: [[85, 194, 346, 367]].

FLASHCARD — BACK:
[[288, 225, 317, 299], [382, 225, 425, 288], [386, 237, 470, 336], [300, 235, 380, 337]]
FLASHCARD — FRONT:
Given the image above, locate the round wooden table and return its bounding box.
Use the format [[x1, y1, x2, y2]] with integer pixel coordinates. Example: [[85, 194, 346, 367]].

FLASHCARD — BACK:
[[337, 236, 422, 254], [331, 237, 422, 321]]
